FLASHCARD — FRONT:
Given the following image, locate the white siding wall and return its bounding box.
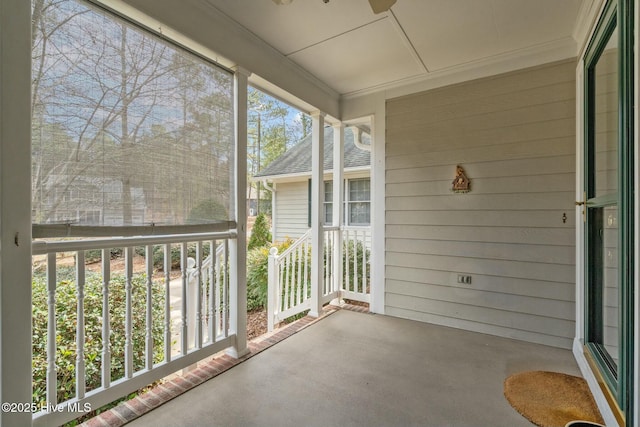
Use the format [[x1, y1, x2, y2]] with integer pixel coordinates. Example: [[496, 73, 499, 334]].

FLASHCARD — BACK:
[[273, 181, 309, 242], [385, 59, 577, 349]]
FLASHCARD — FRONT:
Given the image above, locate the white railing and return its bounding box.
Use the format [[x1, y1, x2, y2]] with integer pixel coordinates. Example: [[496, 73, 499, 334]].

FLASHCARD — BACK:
[[267, 226, 370, 331], [340, 226, 371, 303], [186, 242, 227, 349], [31, 232, 235, 427], [267, 230, 312, 331]]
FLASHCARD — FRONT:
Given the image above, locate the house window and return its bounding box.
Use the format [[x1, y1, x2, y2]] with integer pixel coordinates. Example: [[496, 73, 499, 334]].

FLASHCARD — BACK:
[[347, 178, 370, 225], [308, 178, 370, 226], [324, 181, 333, 224], [31, 0, 234, 236]]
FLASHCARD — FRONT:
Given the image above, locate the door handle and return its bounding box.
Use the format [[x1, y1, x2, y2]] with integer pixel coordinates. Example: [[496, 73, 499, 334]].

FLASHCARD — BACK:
[[576, 193, 587, 222]]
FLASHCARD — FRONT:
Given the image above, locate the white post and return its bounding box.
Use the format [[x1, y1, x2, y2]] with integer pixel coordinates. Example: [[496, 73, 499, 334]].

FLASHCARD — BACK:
[[370, 106, 386, 314], [0, 2, 33, 425], [75, 251, 86, 399], [228, 66, 250, 358], [267, 247, 278, 332], [309, 111, 325, 317], [186, 257, 197, 350], [332, 123, 344, 303]]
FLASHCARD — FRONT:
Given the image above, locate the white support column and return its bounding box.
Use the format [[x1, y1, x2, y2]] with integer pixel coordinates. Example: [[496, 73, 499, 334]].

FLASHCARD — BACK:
[[370, 101, 386, 314], [228, 66, 251, 358], [0, 1, 33, 425], [309, 111, 325, 317], [332, 123, 344, 300]]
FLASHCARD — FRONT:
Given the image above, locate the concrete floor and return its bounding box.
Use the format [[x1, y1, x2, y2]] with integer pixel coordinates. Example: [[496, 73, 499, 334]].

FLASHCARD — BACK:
[[128, 310, 581, 427]]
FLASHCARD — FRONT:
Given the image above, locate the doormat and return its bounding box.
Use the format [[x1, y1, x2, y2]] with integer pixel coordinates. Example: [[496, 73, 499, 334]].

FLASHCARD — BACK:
[[504, 371, 604, 427]]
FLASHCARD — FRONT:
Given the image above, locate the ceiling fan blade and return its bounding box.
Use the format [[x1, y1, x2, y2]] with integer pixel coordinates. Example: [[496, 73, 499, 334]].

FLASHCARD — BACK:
[[368, 0, 397, 14]]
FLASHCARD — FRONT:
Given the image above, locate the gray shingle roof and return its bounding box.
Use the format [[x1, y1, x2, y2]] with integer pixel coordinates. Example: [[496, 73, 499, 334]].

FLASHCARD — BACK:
[[254, 126, 370, 178]]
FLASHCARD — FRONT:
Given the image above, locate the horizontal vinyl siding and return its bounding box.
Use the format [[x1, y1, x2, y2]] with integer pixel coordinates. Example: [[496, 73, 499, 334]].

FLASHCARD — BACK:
[[385, 59, 577, 349], [274, 181, 309, 242]]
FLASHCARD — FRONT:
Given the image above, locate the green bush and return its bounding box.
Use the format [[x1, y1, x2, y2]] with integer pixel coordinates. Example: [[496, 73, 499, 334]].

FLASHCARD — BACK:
[[32, 272, 165, 407], [245, 236, 370, 311], [151, 243, 212, 271], [187, 199, 227, 224], [248, 213, 271, 250], [340, 239, 370, 290], [246, 238, 293, 311], [85, 248, 124, 264]]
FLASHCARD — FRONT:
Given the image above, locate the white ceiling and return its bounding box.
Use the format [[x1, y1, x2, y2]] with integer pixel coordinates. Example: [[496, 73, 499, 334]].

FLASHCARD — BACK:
[[204, 0, 589, 97]]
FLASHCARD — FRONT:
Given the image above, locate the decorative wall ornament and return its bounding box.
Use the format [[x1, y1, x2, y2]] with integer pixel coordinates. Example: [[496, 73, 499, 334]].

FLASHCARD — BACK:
[[452, 165, 471, 193]]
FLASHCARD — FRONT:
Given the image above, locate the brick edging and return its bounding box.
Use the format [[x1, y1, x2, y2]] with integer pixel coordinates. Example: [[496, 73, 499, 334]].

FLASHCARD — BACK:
[[81, 304, 362, 427]]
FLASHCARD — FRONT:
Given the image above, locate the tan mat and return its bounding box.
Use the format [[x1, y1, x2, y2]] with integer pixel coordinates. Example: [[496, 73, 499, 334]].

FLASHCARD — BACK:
[[504, 371, 604, 427]]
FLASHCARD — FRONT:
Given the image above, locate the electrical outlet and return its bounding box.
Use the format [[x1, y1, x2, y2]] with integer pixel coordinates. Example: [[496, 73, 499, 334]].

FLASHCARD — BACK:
[[457, 274, 472, 284]]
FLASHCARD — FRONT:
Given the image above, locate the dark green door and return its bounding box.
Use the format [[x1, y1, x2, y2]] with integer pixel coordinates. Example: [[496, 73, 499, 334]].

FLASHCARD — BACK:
[[583, 0, 633, 423]]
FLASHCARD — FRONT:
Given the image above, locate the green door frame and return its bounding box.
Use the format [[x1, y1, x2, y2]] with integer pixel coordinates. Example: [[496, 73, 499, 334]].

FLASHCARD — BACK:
[[583, 0, 634, 424]]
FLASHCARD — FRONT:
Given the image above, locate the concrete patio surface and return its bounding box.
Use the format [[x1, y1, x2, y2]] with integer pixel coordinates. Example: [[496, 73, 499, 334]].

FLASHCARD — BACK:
[[127, 309, 581, 427]]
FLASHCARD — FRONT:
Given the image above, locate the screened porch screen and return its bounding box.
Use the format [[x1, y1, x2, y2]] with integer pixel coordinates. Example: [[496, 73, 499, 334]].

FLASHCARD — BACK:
[[31, 0, 235, 233]]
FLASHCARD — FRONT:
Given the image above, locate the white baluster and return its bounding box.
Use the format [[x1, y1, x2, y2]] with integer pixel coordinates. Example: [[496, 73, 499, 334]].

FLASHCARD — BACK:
[[267, 247, 278, 332], [145, 245, 153, 369], [76, 251, 86, 399], [180, 243, 188, 355], [215, 243, 222, 339], [163, 244, 171, 363], [278, 262, 284, 313], [354, 231, 359, 295], [223, 240, 229, 338], [101, 250, 111, 389], [125, 247, 134, 378], [283, 253, 290, 310], [46, 253, 57, 407], [345, 231, 351, 292], [361, 232, 367, 295], [296, 244, 302, 305], [195, 242, 203, 349], [303, 239, 309, 300], [208, 241, 215, 343]]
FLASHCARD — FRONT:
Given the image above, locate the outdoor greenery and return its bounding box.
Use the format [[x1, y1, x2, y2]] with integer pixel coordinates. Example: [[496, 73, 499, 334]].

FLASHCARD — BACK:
[[246, 238, 293, 311], [247, 213, 271, 251], [187, 199, 228, 224], [32, 0, 235, 228], [32, 270, 165, 407], [247, 87, 311, 215], [341, 239, 371, 290], [245, 236, 370, 311]]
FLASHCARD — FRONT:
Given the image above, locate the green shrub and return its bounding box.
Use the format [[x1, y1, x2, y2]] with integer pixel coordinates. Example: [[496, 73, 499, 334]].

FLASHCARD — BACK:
[[340, 239, 370, 289], [248, 213, 271, 250], [246, 238, 293, 311], [151, 243, 212, 271], [187, 199, 227, 224], [32, 272, 165, 407]]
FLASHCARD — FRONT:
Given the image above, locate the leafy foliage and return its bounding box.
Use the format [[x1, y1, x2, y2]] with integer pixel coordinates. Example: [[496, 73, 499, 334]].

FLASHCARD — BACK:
[[32, 272, 165, 406], [246, 238, 293, 311], [187, 199, 228, 224], [340, 239, 371, 290], [248, 213, 271, 250]]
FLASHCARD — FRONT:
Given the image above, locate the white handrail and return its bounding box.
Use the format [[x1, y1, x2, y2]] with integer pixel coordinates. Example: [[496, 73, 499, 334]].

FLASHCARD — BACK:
[[266, 226, 372, 332]]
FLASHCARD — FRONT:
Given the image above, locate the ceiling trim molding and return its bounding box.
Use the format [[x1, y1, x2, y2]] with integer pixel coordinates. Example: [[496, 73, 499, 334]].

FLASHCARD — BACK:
[[386, 10, 428, 73], [573, 0, 608, 60], [341, 35, 578, 101]]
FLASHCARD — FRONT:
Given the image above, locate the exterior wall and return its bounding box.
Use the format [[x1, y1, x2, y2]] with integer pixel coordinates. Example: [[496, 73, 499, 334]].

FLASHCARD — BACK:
[[273, 181, 309, 242], [385, 59, 577, 349]]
